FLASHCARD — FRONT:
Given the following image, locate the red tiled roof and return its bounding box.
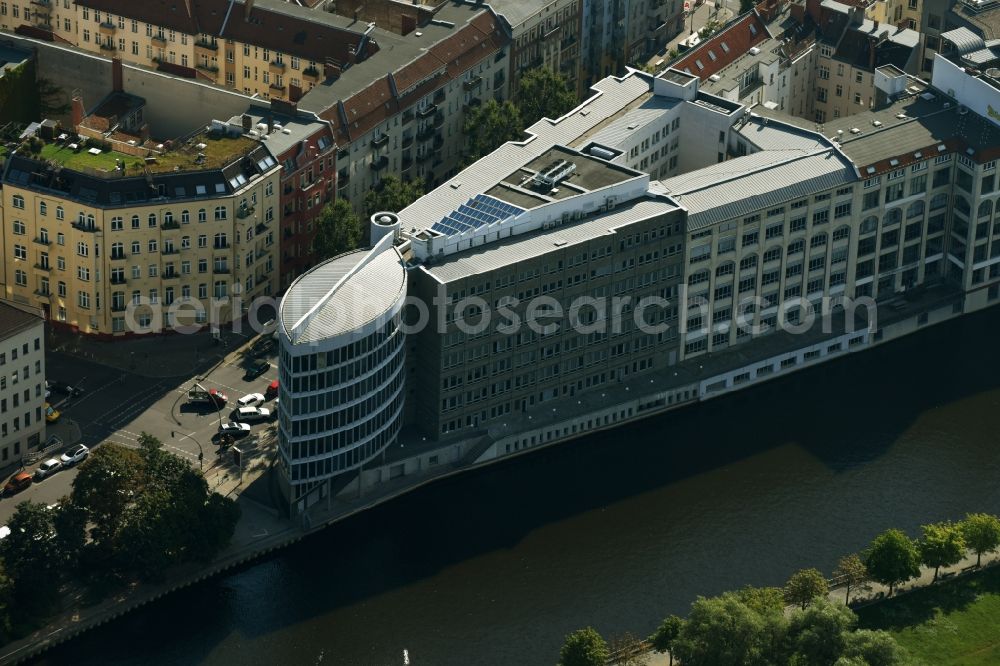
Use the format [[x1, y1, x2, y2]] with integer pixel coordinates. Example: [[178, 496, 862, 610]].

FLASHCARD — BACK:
[[672, 11, 771, 81]]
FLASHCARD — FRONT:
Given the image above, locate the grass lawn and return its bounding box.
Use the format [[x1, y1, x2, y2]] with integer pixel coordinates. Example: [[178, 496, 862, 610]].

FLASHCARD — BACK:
[[856, 565, 1000, 665], [39, 142, 127, 173], [35, 134, 256, 175]]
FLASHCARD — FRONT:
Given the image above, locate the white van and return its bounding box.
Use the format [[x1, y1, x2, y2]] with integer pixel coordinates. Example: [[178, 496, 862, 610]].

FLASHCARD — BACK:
[[236, 406, 271, 423]]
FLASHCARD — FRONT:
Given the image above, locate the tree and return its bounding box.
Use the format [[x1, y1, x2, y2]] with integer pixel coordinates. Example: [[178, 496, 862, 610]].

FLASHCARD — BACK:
[[314, 199, 364, 261], [364, 175, 424, 216], [784, 568, 830, 610], [833, 554, 869, 606], [841, 629, 908, 666], [919, 521, 965, 581], [516, 67, 578, 127], [558, 627, 610, 666], [51, 498, 88, 569], [960, 513, 1000, 567], [863, 529, 921, 595], [462, 99, 523, 163], [0, 502, 61, 616], [786, 599, 855, 666], [735, 585, 785, 615], [649, 615, 684, 664], [672, 592, 784, 666], [71, 444, 145, 554]]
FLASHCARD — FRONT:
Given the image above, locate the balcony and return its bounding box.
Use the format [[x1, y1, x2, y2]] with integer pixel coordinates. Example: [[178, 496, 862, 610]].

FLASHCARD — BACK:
[[433, 88, 446, 104], [161, 220, 181, 230], [195, 39, 218, 55], [401, 156, 413, 172], [256, 222, 268, 235], [417, 103, 437, 119], [213, 242, 230, 250], [338, 177, 350, 191], [236, 204, 256, 220], [493, 73, 506, 90], [72, 221, 98, 233], [151, 34, 167, 47], [369, 156, 389, 172], [433, 111, 445, 128], [213, 266, 231, 274], [162, 271, 179, 280], [33, 237, 50, 246], [417, 151, 434, 164], [303, 67, 321, 83], [99, 42, 116, 52], [433, 134, 444, 151], [34, 290, 50, 301], [371, 133, 389, 149], [196, 63, 219, 74], [417, 126, 435, 142], [463, 75, 482, 91], [561, 34, 578, 51], [269, 82, 285, 94], [33, 263, 50, 272], [110, 275, 127, 285], [109, 252, 126, 261], [111, 303, 127, 312], [463, 97, 481, 111], [269, 60, 286, 74], [99, 21, 115, 35], [402, 110, 414, 125]]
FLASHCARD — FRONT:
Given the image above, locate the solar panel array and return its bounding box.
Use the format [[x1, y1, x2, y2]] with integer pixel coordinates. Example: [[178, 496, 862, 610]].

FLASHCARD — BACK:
[[430, 194, 525, 236]]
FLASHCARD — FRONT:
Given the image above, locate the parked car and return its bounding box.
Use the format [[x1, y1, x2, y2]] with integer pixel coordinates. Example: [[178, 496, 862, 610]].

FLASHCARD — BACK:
[[44, 402, 60, 423], [237, 393, 265, 408], [48, 381, 83, 397], [3, 472, 32, 496], [218, 422, 252, 437], [235, 406, 271, 423], [188, 387, 228, 408], [265, 380, 279, 400], [60, 444, 90, 466], [34, 459, 63, 480], [244, 359, 270, 381], [251, 337, 276, 357]]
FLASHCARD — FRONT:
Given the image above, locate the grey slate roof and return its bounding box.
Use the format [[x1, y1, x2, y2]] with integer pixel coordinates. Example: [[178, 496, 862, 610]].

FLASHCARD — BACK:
[[0, 301, 42, 341], [280, 243, 406, 345], [660, 150, 857, 231]]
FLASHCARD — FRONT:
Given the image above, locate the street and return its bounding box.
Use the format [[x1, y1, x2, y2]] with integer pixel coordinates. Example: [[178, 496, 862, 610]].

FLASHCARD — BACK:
[[0, 337, 279, 525]]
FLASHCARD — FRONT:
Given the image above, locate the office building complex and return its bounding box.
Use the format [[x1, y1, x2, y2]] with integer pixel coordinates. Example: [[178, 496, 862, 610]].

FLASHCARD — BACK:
[[0, 301, 45, 468], [277, 34, 1000, 510]]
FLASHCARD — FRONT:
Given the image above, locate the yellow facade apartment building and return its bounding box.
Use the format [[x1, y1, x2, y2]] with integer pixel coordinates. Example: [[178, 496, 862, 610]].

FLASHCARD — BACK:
[[0, 0, 374, 101], [0, 129, 281, 336]]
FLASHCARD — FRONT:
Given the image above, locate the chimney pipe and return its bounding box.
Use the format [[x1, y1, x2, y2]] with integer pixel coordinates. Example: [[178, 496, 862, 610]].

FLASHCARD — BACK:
[[874, 19, 879, 31], [241, 113, 253, 132], [71, 94, 85, 130], [112, 55, 124, 93]]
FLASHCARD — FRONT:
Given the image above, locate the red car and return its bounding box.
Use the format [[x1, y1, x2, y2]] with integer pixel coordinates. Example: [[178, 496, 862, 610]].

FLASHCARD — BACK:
[[3, 472, 32, 497], [265, 379, 279, 400]]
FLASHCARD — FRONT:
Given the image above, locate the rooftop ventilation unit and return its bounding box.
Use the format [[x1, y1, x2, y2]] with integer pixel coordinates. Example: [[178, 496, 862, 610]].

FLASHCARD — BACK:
[[709, 74, 721, 82], [850, 127, 861, 134], [749, 47, 761, 55], [533, 159, 577, 188], [872, 120, 883, 127]]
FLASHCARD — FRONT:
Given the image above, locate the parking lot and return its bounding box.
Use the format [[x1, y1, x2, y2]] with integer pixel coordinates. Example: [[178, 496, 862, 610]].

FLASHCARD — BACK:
[[0, 334, 279, 524]]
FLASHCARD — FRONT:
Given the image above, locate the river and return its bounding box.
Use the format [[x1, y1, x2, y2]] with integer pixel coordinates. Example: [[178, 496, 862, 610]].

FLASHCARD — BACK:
[[36, 307, 1000, 666]]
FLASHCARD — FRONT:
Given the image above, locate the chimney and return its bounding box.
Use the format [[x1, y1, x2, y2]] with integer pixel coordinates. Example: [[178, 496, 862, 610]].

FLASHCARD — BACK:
[[288, 83, 303, 104], [112, 55, 124, 93], [71, 94, 85, 130], [267, 115, 274, 134], [245, 0, 255, 21], [241, 113, 253, 132], [869, 36, 877, 71], [874, 19, 879, 32]]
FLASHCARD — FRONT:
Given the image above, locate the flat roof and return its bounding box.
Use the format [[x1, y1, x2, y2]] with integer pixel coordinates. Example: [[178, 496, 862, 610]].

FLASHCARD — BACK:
[[398, 73, 653, 233], [227, 106, 331, 160], [422, 196, 680, 283]]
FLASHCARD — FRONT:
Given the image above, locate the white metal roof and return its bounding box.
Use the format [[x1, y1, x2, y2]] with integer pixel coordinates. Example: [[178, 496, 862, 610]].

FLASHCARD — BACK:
[[280, 238, 406, 345]]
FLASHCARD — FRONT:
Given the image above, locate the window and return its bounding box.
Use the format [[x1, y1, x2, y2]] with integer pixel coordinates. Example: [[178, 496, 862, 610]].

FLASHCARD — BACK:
[[12, 221, 25, 236], [11, 194, 24, 209], [56, 206, 64, 220]]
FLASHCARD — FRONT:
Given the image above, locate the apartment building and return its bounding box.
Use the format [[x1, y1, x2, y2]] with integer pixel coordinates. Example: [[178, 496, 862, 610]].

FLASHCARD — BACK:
[[278, 47, 1000, 508], [586, 0, 684, 82], [0, 117, 281, 336], [478, 0, 585, 98], [299, 5, 510, 208], [0, 301, 45, 468], [1, 0, 378, 102], [226, 105, 336, 290]]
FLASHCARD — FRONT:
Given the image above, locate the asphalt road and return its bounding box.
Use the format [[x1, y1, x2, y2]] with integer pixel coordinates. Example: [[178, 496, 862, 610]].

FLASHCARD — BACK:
[[0, 344, 279, 525]]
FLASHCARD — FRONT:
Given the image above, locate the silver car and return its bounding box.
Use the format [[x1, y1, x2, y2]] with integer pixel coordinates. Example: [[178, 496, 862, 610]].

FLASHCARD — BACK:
[[34, 458, 63, 480]]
